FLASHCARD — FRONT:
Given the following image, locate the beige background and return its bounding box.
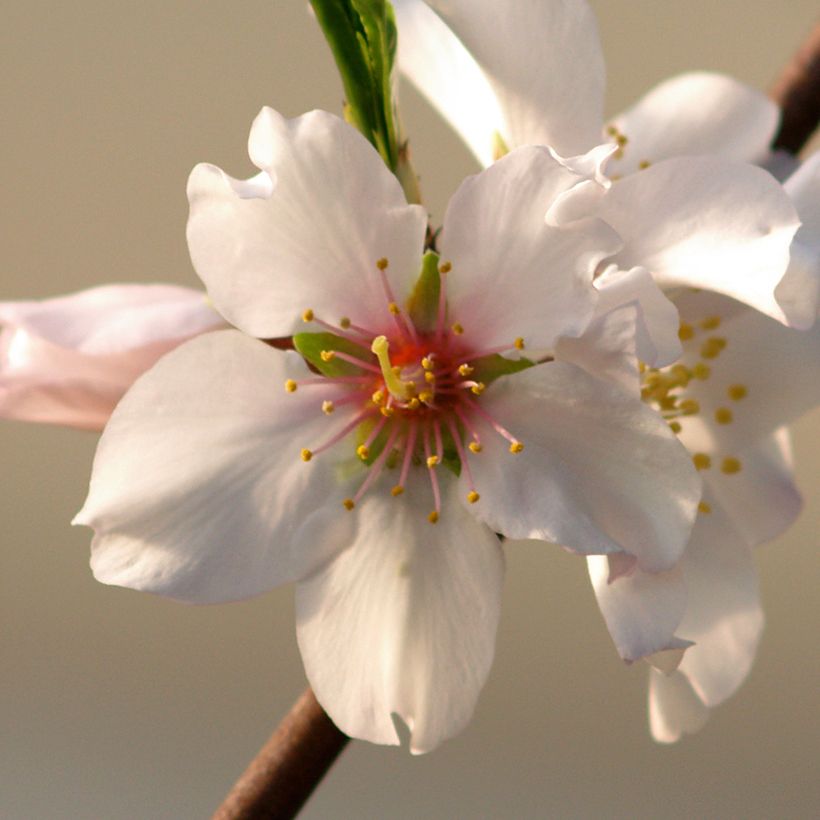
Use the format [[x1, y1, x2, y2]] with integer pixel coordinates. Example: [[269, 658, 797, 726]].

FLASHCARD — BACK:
[[1, 1, 818, 817]]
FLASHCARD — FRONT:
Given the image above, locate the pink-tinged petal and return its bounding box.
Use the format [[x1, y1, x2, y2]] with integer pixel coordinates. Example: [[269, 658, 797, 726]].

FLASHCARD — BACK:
[[595, 157, 800, 325], [393, 0, 503, 167], [777, 150, 820, 330], [0, 285, 224, 430], [674, 302, 820, 455], [440, 147, 620, 352], [607, 72, 780, 176], [187, 108, 428, 339], [419, 0, 605, 159], [703, 428, 802, 549], [466, 362, 701, 572], [296, 482, 504, 754], [648, 668, 709, 744], [74, 331, 358, 603], [674, 500, 763, 708], [587, 554, 689, 663]]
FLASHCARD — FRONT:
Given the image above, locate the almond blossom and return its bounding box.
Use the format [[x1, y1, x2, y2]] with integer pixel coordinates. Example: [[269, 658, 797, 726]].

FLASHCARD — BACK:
[[73, 107, 701, 752], [0, 284, 224, 430]]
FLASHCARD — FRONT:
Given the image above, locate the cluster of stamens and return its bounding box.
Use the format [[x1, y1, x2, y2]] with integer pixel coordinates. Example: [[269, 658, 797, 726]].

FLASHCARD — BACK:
[[284, 257, 526, 523], [640, 311, 748, 515]]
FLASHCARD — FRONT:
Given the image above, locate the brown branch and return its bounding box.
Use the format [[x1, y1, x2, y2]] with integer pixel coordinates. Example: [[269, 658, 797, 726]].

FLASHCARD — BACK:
[[771, 19, 820, 154], [212, 688, 349, 820]]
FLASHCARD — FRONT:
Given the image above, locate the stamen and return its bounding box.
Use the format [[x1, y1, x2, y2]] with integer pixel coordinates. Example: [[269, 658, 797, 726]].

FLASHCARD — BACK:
[[423, 425, 442, 520], [692, 453, 711, 470], [721, 457, 742, 474], [301, 449, 312, 462], [352, 425, 401, 505], [728, 384, 747, 401], [435, 262, 449, 342], [458, 363, 474, 377], [343, 498, 355, 511], [285, 379, 298, 393], [451, 322, 464, 335], [309, 409, 376, 457], [302, 309, 314, 322], [678, 323, 695, 341], [326, 350, 381, 374], [698, 501, 712, 514], [714, 407, 733, 424], [464, 397, 524, 453], [322, 400, 335, 415], [376, 258, 418, 344], [394, 422, 419, 496], [446, 417, 479, 503]]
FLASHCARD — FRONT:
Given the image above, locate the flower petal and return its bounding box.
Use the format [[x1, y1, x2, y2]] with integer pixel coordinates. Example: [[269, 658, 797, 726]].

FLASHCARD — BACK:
[[393, 0, 503, 167], [74, 331, 358, 603], [440, 146, 620, 352], [466, 362, 701, 572], [187, 108, 428, 339], [674, 499, 763, 708], [595, 157, 800, 324], [587, 554, 688, 663], [0, 285, 224, 430], [296, 482, 504, 753], [416, 0, 605, 159], [607, 72, 780, 176], [648, 668, 709, 744]]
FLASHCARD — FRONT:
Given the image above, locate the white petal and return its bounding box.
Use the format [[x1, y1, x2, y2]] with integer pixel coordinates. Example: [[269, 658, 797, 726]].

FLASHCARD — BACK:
[[394, 0, 503, 167], [648, 668, 709, 744], [466, 362, 701, 572], [74, 331, 358, 603], [587, 555, 688, 663], [421, 0, 605, 158], [440, 146, 620, 352], [703, 428, 802, 548], [187, 108, 427, 338], [608, 72, 779, 176], [675, 500, 763, 707], [596, 157, 800, 325], [296, 482, 504, 753]]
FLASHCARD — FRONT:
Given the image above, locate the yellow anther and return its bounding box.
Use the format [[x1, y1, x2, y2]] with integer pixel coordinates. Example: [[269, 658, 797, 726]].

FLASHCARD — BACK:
[[468, 441, 483, 454], [467, 491, 480, 504], [700, 337, 727, 360], [371, 389, 385, 405], [471, 382, 486, 396], [407, 397, 420, 410], [380, 406, 395, 417], [728, 384, 748, 401], [514, 337, 525, 350], [615, 134, 628, 147], [698, 501, 712, 514], [606, 125, 619, 137], [715, 407, 733, 425], [285, 379, 298, 393], [339, 317, 351, 329], [425, 371, 436, 384], [426, 455, 440, 469], [428, 511, 440, 524], [700, 316, 721, 330], [320, 350, 335, 362], [638, 362, 647, 373], [638, 160, 652, 170], [692, 453, 711, 470], [343, 498, 356, 511], [669, 364, 692, 387], [721, 457, 742, 474], [371, 335, 414, 401], [302, 308, 314, 322], [458, 363, 474, 377], [439, 261, 452, 274], [692, 363, 711, 380], [421, 356, 434, 370], [388, 302, 401, 315], [451, 322, 464, 335], [668, 421, 682, 434], [509, 441, 524, 454], [679, 399, 700, 416], [322, 400, 335, 415], [391, 485, 404, 497], [678, 323, 695, 341], [376, 257, 389, 270], [356, 444, 370, 460], [301, 449, 313, 462], [419, 391, 434, 404]]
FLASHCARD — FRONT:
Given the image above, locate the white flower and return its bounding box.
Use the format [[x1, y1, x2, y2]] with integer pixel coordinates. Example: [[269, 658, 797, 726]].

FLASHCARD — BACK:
[[394, 0, 803, 329], [74, 107, 701, 752], [0, 284, 224, 430]]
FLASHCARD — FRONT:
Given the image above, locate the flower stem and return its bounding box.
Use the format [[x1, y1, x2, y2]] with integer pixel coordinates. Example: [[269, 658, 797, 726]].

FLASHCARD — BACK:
[[212, 688, 349, 820], [771, 20, 820, 154]]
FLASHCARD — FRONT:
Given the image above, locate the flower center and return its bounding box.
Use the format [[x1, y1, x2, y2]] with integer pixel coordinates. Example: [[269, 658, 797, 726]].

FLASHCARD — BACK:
[[284, 256, 528, 522]]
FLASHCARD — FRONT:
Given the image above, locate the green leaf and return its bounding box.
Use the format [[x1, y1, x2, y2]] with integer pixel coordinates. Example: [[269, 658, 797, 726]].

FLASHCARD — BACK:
[[470, 354, 535, 385], [293, 332, 372, 377], [406, 250, 440, 333], [309, 0, 399, 170]]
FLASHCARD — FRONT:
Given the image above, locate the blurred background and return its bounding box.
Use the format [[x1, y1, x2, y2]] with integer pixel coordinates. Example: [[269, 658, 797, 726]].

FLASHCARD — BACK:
[[1, 1, 818, 817]]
